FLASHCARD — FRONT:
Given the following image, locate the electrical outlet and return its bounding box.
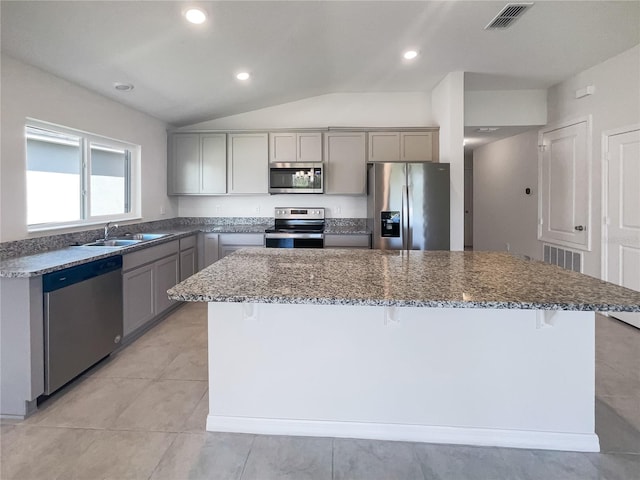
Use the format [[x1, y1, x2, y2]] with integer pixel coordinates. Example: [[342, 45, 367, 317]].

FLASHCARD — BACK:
[[255, 206, 261, 214], [505, 243, 511, 252], [336, 206, 342, 214], [159, 206, 166, 215], [215, 205, 221, 214]]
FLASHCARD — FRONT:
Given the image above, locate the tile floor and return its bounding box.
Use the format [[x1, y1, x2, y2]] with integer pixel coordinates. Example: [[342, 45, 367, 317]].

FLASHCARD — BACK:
[[1, 303, 639, 480]]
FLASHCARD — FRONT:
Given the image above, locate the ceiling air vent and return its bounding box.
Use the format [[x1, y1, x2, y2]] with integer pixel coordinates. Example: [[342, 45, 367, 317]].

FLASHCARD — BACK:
[[485, 3, 533, 30]]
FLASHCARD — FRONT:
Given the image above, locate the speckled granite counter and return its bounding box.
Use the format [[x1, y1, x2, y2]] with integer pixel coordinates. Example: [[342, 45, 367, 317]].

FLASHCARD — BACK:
[[0, 229, 200, 278], [0, 225, 273, 278], [169, 248, 640, 311]]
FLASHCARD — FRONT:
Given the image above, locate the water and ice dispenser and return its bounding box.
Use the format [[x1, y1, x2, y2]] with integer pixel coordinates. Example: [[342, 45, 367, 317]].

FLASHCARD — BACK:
[[380, 211, 400, 238]]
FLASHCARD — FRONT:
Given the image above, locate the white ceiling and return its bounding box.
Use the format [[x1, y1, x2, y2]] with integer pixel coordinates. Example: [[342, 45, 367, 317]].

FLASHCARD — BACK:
[[1, 1, 639, 127]]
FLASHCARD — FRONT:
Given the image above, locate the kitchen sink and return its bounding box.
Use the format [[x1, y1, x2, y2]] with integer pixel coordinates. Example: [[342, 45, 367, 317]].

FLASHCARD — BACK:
[[125, 233, 170, 241], [82, 232, 171, 248], [83, 239, 142, 247]]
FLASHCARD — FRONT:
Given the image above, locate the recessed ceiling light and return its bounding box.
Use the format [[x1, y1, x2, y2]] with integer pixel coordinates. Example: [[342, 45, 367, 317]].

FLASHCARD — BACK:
[[113, 82, 134, 92], [403, 50, 419, 60], [236, 72, 250, 81], [184, 7, 207, 24]]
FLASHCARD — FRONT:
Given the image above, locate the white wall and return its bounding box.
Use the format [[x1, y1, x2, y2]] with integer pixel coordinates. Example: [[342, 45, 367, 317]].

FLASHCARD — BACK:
[[473, 130, 540, 259], [178, 92, 433, 218], [0, 54, 176, 242], [546, 44, 640, 278], [465, 90, 547, 127], [432, 72, 465, 251], [179, 194, 365, 219], [181, 92, 434, 131], [471, 44, 640, 278]]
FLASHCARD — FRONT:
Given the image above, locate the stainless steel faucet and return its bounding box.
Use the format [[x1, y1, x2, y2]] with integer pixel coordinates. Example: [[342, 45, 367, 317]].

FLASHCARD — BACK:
[[104, 222, 118, 240]]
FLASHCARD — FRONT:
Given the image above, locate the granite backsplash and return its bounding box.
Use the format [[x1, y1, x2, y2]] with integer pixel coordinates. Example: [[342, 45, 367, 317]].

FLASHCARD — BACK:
[[0, 217, 368, 259]]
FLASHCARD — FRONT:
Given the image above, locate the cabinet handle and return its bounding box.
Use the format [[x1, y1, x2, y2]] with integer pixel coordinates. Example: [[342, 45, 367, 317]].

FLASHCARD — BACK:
[[574, 225, 585, 231]]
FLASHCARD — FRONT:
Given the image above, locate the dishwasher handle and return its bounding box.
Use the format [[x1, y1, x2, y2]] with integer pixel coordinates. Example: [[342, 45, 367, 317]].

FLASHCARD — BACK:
[[43, 256, 123, 293]]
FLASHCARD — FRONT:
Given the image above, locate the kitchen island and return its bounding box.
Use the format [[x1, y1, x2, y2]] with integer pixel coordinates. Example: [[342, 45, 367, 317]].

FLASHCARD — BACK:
[[168, 249, 640, 452]]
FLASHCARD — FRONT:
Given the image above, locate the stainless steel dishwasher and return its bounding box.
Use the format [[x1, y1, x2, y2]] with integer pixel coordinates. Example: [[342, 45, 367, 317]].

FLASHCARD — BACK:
[[43, 256, 123, 394]]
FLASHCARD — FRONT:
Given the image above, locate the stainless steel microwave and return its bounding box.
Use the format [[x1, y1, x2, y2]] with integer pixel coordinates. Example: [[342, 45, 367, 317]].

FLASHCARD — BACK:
[[269, 163, 323, 194]]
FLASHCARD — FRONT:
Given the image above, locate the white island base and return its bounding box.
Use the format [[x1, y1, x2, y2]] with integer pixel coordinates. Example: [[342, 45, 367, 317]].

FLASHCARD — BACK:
[[206, 302, 599, 452]]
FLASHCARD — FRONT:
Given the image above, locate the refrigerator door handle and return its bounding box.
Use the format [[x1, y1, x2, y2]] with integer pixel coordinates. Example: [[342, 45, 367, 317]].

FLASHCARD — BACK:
[[402, 184, 410, 250]]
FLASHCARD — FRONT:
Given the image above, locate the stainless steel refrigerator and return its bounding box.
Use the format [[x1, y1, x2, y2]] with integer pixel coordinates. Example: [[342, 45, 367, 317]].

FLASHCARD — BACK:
[[367, 162, 450, 250]]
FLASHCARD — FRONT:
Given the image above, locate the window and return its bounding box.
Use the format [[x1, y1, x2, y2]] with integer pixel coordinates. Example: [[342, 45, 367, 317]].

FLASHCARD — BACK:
[[26, 121, 139, 230]]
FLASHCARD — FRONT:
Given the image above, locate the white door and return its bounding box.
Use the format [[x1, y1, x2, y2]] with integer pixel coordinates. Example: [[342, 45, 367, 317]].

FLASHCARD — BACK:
[[605, 128, 640, 328], [538, 120, 590, 250]]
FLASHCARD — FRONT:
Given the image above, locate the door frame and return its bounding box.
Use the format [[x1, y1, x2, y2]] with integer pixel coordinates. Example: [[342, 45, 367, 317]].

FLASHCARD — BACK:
[[601, 123, 640, 282], [537, 115, 593, 252]]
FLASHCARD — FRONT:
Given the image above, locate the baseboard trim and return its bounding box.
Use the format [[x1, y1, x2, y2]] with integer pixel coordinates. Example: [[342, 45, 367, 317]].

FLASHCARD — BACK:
[[206, 415, 600, 452]]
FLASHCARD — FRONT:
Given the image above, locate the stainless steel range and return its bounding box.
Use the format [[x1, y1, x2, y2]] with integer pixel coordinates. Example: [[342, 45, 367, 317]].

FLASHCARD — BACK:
[[264, 207, 325, 248]]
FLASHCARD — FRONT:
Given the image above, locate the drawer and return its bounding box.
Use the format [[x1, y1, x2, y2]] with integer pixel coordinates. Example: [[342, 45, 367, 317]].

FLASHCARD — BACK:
[[218, 233, 264, 246], [122, 240, 179, 272], [324, 234, 371, 249], [180, 235, 197, 250]]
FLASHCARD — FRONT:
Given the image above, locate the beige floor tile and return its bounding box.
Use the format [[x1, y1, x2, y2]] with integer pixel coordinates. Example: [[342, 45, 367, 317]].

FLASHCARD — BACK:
[[30, 377, 151, 429], [150, 432, 254, 480], [135, 322, 207, 349], [596, 361, 640, 397], [182, 391, 209, 433], [600, 395, 640, 431], [169, 302, 207, 325], [112, 379, 207, 432], [90, 342, 183, 379], [59, 429, 175, 480], [159, 346, 208, 381], [0, 425, 97, 479]]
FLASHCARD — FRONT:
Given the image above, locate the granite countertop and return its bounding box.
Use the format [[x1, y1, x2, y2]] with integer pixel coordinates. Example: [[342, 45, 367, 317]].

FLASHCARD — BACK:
[[168, 248, 640, 312], [0, 229, 199, 278]]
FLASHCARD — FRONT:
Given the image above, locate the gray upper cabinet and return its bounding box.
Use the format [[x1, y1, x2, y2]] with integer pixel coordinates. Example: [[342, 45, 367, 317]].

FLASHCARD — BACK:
[[368, 131, 438, 162], [227, 133, 269, 194], [169, 133, 226, 195], [269, 132, 322, 163], [324, 132, 366, 195]]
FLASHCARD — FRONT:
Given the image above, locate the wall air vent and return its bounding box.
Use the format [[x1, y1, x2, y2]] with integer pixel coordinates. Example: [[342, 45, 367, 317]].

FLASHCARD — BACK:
[[485, 3, 534, 30]]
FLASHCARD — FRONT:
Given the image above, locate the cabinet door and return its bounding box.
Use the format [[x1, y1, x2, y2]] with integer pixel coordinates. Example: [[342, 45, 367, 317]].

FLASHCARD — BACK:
[[123, 264, 155, 336], [201, 134, 227, 194], [325, 132, 366, 195], [401, 132, 433, 161], [180, 247, 196, 281], [203, 233, 219, 267], [368, 132, 400, 162], [269, 133, 297, 163], [228, 133, 269, 194], [154, 254, 179, 315], [297, 132, 323, 162], [171, 134, 200, 194]]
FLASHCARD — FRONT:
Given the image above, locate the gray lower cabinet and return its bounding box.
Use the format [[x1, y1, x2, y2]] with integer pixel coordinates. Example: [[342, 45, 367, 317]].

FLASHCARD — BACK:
[[202, 233, 220, 268], [179, 235, 198, 281], [324, 234, 371, 249], [122, 240, 180, 337], [218, 233, 264, 259], [122, 264, 155, 335]]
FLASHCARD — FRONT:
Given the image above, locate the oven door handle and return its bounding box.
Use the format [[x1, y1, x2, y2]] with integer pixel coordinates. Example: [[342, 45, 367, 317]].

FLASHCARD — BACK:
[[264, 233, 324, 239]]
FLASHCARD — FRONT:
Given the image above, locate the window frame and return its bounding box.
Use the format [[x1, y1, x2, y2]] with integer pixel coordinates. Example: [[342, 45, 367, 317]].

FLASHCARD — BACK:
[[26, 119, 141, 233]]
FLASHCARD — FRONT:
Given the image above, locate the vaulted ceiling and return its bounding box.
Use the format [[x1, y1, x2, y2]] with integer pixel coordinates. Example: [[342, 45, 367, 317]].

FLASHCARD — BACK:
[[2, 1, 638, 127]]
